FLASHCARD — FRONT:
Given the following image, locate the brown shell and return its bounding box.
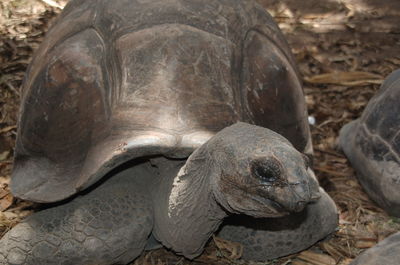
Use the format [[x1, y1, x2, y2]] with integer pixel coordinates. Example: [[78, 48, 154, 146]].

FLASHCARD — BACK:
[[12, 0, 311, 202]]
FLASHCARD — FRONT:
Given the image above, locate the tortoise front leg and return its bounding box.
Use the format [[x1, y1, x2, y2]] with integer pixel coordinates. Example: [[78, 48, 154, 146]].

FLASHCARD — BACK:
[[0, 163, 154, 265], [218, 189, 338, 261]]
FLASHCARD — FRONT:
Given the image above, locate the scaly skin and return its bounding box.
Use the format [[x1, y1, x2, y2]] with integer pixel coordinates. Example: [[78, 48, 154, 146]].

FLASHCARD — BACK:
[[218, 189, 338, 261], [0, 164, 154, 265]]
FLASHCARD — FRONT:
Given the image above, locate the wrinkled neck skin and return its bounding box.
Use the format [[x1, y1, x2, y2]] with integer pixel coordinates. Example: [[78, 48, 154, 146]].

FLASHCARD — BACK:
[[151, 152, 227, 259]]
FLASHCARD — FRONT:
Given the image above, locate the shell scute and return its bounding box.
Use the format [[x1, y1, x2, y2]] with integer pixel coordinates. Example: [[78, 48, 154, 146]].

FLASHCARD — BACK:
[[13, 29, 108, 202]]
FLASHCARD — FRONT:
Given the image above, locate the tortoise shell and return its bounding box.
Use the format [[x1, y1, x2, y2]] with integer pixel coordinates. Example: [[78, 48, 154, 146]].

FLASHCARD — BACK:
[[12, 0, 310, 202], [340, 69, 400, 217]]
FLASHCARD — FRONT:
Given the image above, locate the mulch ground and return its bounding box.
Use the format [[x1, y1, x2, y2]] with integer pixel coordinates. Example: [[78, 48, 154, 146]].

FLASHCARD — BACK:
[[1, 0, 400, 264]]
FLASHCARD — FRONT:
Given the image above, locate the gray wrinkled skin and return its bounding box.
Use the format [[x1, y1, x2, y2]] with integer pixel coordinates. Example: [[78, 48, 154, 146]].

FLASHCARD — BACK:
[[0, 123, 338, 264], [218, 188, 337, 261], [339, 69, 400, 217], [151, 123, 323, 258], [350, 232, 400, 265]]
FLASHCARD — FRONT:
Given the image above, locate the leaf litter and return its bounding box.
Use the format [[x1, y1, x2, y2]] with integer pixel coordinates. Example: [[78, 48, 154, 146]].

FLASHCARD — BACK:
[[1, 0, 400, 264]]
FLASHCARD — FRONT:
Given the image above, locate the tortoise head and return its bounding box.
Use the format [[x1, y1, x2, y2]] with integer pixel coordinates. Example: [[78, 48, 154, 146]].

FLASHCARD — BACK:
[[208, 122, 320, 218]]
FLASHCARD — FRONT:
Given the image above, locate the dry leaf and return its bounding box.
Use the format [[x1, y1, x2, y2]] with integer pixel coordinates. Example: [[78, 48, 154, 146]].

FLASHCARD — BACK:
[[320, 242, 343, 261], [304, 71, 383, 86], [0, 126, 16, 134], [0, 151, 10, 161], [354, 240, 376, 249], [337, 258, 353, 265], [0, 188, 8, 199], [40, 0, 65, 9], [213, 236, 243, 260], [0, 193, 13, 211], [297, 251, 337, 265]]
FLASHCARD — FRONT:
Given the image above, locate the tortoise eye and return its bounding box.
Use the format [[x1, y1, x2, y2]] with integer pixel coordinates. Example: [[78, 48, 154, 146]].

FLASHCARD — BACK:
[[251, 157, 282, 184]]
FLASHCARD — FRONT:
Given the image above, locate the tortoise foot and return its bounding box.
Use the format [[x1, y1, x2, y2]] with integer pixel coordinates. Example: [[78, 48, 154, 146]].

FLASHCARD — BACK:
[[0, 165, 154, 265]]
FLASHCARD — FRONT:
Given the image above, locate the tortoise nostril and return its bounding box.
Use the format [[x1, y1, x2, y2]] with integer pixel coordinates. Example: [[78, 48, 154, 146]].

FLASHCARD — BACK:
[[296, 201, 307, 211]]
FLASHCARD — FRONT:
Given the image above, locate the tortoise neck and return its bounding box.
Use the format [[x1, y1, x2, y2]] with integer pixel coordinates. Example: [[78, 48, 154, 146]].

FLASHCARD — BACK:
[[151, 153, 227, 258]]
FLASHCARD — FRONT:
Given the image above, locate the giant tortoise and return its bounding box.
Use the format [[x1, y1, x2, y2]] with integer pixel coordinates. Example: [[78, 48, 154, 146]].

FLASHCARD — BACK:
[[340, 69, 400, 265], [0, 0, 338, 264], [339, 69, 400, 217]]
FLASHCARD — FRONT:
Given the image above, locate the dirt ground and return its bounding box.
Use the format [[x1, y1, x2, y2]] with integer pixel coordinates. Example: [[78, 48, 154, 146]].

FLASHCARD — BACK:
[[1, 0, 400, 264]]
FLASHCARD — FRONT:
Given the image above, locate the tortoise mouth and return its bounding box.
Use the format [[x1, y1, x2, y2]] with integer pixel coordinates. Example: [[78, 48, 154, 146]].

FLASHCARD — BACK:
[[236, 180, 314, 216], [253, 194, 289, 215], [241, 193, 290, 218], [227, 185, 292, 217], [249, 193, 310, 217]]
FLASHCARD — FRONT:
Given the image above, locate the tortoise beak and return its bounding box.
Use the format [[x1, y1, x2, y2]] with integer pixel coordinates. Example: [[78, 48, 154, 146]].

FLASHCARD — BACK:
[[308, 169, 322, 202], [286, 181, 320, 212], [310, 188, 321, 201], [278, 167, 321, 213]]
